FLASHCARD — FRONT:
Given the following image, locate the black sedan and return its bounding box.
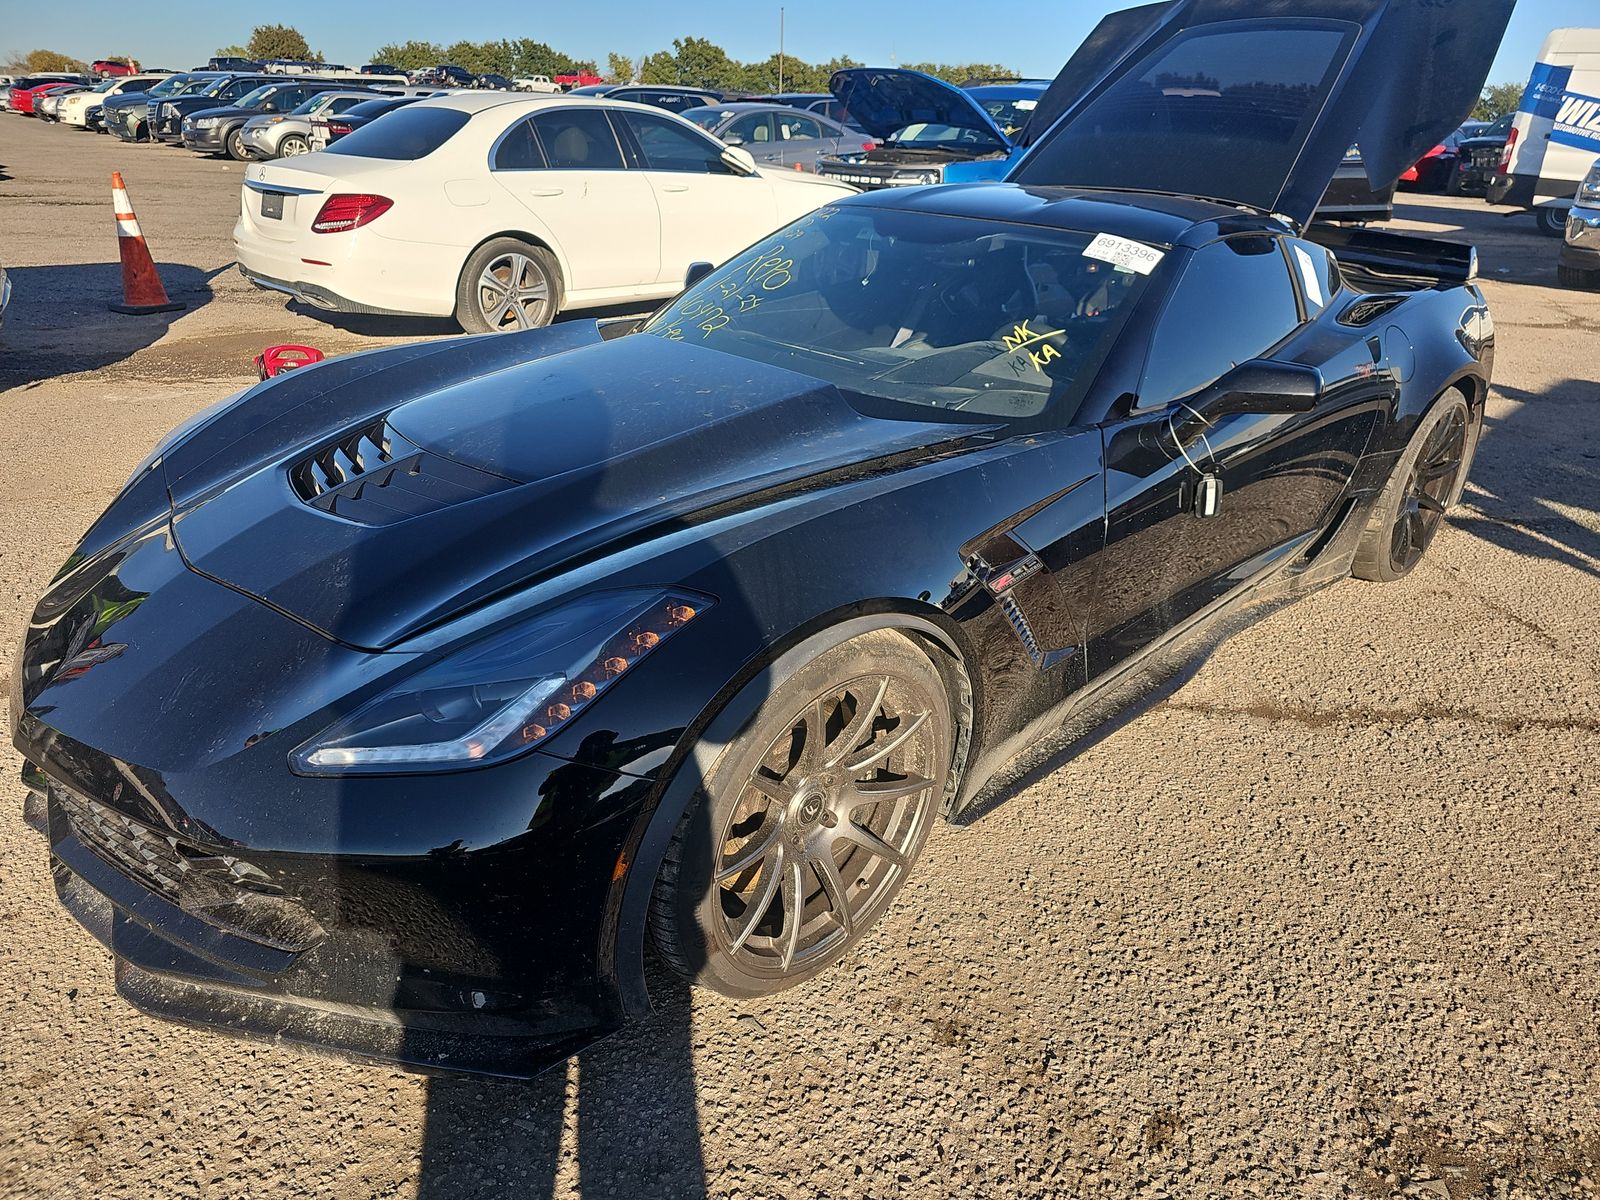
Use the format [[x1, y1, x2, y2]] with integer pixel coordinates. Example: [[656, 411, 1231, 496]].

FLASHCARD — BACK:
[[11, 0, 1512, 1078]]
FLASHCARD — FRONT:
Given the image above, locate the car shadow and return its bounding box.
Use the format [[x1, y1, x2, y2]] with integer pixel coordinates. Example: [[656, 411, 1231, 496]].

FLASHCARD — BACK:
[[0, 262, 222, 391], [1454, 378, 1600, 579], [412, 962, 709, 1199]]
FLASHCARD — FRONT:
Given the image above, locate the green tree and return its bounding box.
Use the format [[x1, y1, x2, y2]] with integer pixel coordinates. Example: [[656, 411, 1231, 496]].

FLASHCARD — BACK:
[[214, 44, 248, 58], [372, 41, 445, 71], [22, 49, 87, 72], [900, 61, 1017, 85], [245, 24, 318, 63], [607, 52, 637, 84], [1473, 81, 1523, 122]]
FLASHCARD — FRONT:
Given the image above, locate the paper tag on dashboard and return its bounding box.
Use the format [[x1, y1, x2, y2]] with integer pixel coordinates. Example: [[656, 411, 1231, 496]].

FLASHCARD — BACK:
[[1084, 233, 1165, 275]]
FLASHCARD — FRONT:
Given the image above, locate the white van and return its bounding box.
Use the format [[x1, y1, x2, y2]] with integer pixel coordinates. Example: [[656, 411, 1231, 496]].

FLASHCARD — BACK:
[[1488, 28, 1600, 236]]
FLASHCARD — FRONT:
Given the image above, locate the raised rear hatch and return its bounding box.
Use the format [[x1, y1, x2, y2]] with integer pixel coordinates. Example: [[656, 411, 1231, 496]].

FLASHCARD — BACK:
[[1011, 0, 1516, 228]]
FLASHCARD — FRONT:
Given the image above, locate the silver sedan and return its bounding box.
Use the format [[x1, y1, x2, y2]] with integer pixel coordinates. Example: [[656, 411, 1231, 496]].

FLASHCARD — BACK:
[[241, 90, 382, 159], [680, 102, 869, 172]]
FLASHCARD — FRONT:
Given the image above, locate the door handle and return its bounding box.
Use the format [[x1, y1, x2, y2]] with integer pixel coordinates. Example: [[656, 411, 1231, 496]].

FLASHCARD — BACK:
[[527, 187, 564, 197], [661, 183, 691, 193]]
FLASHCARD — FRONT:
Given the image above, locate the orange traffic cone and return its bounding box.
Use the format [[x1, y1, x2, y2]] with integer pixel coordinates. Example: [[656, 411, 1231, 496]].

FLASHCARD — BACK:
[[109, 171, 184, 315]]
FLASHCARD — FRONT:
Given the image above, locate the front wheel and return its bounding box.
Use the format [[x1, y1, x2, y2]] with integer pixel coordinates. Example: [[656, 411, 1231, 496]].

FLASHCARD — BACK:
[[278, 134, 309, 158], [649, 629, 954, 999], [225, 127, 250, 161], [1537, 206, 1568, 238], [1352, 391, 1474, 583], [454, 238, 561, 333], [1559, 263, 1600, 290]]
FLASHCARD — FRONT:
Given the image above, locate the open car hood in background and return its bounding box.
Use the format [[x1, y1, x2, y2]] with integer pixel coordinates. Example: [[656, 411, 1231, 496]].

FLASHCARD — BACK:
[[1010, 0, 1515, 228], [829, 68, 1012, 148]]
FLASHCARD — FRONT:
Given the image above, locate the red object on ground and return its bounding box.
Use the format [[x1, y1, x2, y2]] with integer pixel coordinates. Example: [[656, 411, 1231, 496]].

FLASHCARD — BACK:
[[254, 345, 325, 380], [108, 171, 184, 316]]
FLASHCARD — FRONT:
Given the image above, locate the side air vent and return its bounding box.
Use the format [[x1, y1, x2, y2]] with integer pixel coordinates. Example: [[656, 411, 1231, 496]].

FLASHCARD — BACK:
[[1337, 294, 1407, 327], [289, 419, 519, 526]]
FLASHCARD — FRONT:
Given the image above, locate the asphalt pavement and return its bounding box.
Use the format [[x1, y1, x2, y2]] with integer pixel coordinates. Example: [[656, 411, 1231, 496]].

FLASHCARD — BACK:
[[1, 114, 1597, 1200]]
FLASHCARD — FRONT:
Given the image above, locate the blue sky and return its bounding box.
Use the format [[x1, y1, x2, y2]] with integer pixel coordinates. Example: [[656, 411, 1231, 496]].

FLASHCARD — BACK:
[[1, 0, 1587, 86]]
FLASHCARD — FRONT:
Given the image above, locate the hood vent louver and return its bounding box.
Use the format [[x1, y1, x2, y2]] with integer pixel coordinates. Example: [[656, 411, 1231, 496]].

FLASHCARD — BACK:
[[289, 418, 520, 527], [1337, 294, 1407, 328]]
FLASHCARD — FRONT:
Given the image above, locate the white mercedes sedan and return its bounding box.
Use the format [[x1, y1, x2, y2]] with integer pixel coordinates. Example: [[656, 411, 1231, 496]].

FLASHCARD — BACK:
[[233, 91, 857, 332]]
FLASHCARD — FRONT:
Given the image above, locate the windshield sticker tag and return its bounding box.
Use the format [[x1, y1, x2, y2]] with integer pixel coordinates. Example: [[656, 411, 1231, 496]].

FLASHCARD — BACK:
[[1293, 245, 1325, 308], [1083, 233, 1164, 276]]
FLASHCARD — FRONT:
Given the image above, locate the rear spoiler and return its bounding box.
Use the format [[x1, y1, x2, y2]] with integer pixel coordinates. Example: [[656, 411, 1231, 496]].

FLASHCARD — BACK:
[[1306, 223, 1479, 288]]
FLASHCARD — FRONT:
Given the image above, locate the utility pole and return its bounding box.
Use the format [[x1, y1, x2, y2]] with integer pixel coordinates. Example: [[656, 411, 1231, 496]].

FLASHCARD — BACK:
[[779, 7, 785, 93]]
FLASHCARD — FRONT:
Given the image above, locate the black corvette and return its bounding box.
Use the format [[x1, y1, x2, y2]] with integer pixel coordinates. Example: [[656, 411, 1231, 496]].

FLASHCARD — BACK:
[[12, 0, 1513, 1077]]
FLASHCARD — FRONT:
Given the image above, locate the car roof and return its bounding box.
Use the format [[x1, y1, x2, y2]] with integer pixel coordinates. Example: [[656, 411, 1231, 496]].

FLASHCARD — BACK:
[[841, 182, 1271, 248], [695, 101, 816, 116]]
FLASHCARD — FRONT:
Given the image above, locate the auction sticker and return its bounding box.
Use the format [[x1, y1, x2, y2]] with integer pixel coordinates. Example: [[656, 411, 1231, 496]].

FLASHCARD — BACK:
[[1084, 233, 1165, 275]]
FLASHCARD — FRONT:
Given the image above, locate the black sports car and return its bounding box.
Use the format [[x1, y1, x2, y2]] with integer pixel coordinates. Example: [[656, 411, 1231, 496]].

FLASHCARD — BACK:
[[11, 0, 1512, 1078]]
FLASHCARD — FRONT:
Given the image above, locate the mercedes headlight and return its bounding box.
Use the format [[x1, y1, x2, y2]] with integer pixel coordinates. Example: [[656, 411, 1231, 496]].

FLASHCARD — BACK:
[[291, 589, 711, 776]]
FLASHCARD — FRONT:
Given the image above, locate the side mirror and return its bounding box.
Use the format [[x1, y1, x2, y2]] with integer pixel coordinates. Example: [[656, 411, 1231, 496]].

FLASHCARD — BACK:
[[720, 145, 758, 176], [684, 261, 715, 289], [723, 132, 745, 146], [1173, 360, 1322, 441]]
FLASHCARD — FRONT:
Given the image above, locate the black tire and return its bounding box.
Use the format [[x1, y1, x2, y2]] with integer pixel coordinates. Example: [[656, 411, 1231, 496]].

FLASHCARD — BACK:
[[1352, 391, 1474, 583], [454, 238, 561, 334], [1537, 206, 1568, 238], [649, 629, 953, 999], [1558, 263, 1600, 290], [278, 134, 309, 158], [1444, 161, 1466, 196], [225, 126, 250, 161]]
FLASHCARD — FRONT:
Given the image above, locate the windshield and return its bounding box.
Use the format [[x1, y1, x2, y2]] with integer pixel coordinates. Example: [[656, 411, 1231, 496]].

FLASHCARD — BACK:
[[891, 122, 1001, 150], [978, 96, 1037, 139], [326, 105, 469, 159], [680, 107, 727, 130], [235, 85, 276, 108], [146, 75, 195, 97], [644, 207, 1154, 422], [91, 79, 119, 94]]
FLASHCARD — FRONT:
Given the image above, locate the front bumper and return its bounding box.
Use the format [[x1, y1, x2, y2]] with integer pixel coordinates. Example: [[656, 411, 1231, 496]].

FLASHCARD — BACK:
[[181, 123, 230, 152], [9, 522, 662, 1078], [1561, 204, 1600, 273]]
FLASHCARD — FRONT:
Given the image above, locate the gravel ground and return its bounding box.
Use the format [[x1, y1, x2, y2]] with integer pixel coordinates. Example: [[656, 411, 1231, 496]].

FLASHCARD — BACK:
[[1, 115, 1598, 1200]]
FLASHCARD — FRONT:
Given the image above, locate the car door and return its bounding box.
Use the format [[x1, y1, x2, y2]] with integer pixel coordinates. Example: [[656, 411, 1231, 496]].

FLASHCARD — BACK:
[[723, 112, 779, 164], [771, 110, 837, 170], [489, 107, 660, 294], [1087, 234, 1383, 675], [612, 109, 777, 287]]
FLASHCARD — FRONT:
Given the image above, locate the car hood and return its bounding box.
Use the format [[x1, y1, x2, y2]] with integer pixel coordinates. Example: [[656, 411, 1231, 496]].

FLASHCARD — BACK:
[[1009, 0, 1515, 228], [161, 327, 975, 650], [828, 68, 1011, 149]]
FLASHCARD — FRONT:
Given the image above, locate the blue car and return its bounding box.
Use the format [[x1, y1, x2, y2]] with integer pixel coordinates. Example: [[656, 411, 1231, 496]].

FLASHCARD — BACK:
[[816, 69, 1044, 189]]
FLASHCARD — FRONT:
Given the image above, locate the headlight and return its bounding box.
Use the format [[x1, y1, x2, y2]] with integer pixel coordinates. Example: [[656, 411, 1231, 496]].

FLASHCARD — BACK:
[[195, 116, 222, 129], [1579, 162, 1600, 205], [291, 589, 711, 775], [160, 103, 177, 118], [897, 170, 941, 186]]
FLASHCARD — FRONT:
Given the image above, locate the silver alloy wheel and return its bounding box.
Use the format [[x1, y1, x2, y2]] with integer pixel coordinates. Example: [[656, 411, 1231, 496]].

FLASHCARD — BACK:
[[280, 135, 308, 157], [475, 252, 550, 331], [713, 673, 939, 975]]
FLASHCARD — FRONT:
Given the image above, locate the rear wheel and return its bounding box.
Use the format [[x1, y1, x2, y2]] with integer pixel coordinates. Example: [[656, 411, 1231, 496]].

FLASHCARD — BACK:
[[454, 238, 561, 333], [278, 134, 309, 158], [1352, 392, 1473, 583], [650, 629, 953, 999]]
